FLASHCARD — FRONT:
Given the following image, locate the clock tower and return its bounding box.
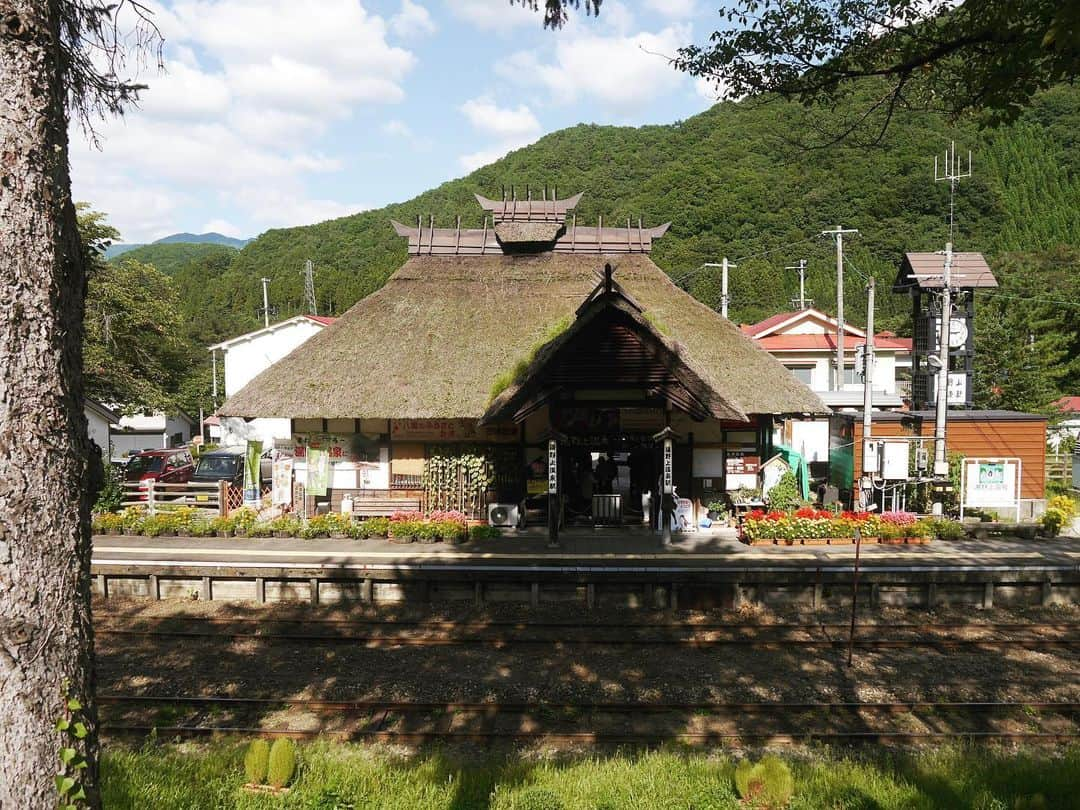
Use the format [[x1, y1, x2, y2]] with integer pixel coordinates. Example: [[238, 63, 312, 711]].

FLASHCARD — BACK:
[[894, 252, 997, 410]]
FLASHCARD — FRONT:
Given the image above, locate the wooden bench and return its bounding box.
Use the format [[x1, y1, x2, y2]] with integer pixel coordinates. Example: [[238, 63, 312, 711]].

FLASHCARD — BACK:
[[350, 497, 421, 518]]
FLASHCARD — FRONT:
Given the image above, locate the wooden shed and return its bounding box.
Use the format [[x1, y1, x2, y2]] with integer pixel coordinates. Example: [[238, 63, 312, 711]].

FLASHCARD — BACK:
[[832, 410, 1048, 513]]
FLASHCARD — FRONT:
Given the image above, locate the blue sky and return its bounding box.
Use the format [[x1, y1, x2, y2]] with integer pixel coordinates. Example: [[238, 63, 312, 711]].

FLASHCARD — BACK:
[[70, 0, 723, 244]]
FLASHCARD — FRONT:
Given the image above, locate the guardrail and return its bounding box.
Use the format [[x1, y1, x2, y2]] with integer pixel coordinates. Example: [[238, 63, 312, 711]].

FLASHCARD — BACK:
[[121, 481, 227, 516]]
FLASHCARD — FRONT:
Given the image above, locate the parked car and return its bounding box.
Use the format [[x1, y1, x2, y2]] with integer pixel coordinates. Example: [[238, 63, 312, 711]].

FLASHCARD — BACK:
[[123, 448, 194, 491], [191, 446, 271, 488]]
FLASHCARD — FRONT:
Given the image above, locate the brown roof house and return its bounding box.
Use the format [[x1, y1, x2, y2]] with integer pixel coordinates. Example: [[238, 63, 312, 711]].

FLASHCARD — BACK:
[[221, 190, 827, 538]]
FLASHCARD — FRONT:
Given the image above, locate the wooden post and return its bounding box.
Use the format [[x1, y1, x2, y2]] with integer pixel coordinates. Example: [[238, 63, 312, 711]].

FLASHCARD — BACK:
[[218, 479, 229, 517], [982, 581, 994, 609], [255, 577, 266, 604], [847, 527, 863, 667], [147, 479, 156, 515]]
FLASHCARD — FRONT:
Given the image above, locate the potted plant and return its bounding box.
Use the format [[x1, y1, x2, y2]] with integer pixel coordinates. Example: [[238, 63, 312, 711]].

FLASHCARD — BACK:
[[120, 506, 146, 535], [388, 519, 419, 544], [209, 515, 235, 538], [230, 507, 258, 537], [705, 500, 728, 522], [268, 516, 300, 538], [95, 512, 124, 535], [327, 513, 351, 540]]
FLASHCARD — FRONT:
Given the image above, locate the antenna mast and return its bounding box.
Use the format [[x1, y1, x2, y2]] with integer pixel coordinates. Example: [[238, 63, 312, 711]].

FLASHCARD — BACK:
[[303, 259, 317, 316], [930, 142, 972, 503]]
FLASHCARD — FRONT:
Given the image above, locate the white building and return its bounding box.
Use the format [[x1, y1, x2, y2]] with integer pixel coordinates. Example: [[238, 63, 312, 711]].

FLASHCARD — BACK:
[[1050, 397, 1080, 453], [109, 410, 196, 462], [742, 308, 913, 463], [208, 314, 336, 447], [85, 399, 119, 458]]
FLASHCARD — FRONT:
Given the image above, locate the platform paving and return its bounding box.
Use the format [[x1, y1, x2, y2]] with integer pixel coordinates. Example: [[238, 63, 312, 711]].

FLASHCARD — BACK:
[[92, 527, 1080, 572]]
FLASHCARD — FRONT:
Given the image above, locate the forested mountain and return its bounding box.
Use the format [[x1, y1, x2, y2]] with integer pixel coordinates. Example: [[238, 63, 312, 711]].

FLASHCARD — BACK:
[[97, 81, 1080, 416], [112, 242, 238, 278], [103, 231, 249, 259]]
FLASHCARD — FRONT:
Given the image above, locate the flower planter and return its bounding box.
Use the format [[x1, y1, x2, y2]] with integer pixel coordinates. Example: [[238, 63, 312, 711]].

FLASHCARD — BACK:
[[417, 536, 439, 545], [216, 530, 233, 538], [273, 531, 292, 538], [122, 528, 141, 536], [234, 529, 248, 538], [329, 532, 348, 540], [176, 528, 191, 537], [389, 535, 416, 544]]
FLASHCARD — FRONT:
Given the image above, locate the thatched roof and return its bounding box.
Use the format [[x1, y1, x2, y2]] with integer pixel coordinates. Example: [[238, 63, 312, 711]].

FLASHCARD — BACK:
[[220, 252, 828, 421]]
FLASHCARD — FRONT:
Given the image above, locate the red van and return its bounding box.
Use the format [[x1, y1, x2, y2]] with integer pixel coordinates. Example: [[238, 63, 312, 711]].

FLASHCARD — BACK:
[[124, 448, 195, 491]]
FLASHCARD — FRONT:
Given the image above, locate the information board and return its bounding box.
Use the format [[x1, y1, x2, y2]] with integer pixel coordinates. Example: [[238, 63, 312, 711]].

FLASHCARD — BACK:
[[961, 457, 1021, 518]]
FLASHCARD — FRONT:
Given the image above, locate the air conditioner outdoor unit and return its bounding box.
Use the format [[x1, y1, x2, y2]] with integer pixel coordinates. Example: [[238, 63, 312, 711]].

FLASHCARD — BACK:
[[487, 503, 521, 528]]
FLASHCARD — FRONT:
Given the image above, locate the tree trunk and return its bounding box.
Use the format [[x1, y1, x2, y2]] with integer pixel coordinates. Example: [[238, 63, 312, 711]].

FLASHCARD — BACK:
[[0, 2, 99, 807]]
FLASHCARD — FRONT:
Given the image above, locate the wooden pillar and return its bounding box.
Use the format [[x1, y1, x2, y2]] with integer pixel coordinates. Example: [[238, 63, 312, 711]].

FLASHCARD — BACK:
[[309, 577, 319, 605], [201, 576, 211, 602], [361, 577, 373, 603], [255, 577, 266, 604], [148, 574, 160, 601], [982, 581, 994, 610]]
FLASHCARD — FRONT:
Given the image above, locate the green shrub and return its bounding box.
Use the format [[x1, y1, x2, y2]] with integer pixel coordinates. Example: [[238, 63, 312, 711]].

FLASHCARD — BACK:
[[1041, 507, 1068, 537], [735, 755, 794, 808], [766, 471, 801, 511], [243, 739, 270, 785], [506, 787, 565, 810], [266, 738, 296, 789], [925, 517, 966, 541], [469, 524, 500, 541], [1014, 794, 1048, 810], [93, 461, 125, 513]]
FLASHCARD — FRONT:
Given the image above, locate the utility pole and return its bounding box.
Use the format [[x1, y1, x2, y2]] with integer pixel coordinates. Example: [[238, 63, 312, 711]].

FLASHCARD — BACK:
[[211, 350, 218, 409], [785, 259, 810, 310], [931, 142, 972, 505], [259, 277, 271, 328], [861, 277, 876, 509], [303, 259, 318, 316], [822, 227, 858, 390], [701, 260, 734, 319]]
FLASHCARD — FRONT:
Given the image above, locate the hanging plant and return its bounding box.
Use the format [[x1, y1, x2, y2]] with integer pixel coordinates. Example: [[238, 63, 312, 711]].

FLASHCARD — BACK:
[[423, 445, 494, 517]]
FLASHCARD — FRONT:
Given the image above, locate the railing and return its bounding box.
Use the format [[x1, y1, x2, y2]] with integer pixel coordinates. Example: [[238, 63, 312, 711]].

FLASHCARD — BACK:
[[121, 480, 227, 516]]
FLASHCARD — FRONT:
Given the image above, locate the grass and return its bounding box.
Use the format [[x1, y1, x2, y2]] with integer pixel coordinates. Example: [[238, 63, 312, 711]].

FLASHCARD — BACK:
[[100, 740, 1080, 809]]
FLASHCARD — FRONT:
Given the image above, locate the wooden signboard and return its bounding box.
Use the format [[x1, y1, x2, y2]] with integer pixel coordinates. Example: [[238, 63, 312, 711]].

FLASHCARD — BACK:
[[390, 419, 518, 443]]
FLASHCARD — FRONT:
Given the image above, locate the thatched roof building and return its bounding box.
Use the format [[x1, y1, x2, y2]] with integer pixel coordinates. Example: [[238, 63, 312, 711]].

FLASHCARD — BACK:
[[220, 193, 826, 423]]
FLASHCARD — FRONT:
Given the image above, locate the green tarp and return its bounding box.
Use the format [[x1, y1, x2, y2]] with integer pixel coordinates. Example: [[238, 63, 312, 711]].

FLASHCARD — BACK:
[[774, 443, 810, 500]]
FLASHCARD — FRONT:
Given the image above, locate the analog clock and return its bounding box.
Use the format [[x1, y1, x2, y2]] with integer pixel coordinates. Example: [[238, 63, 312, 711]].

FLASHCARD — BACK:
[[948, 317, 969, 349]]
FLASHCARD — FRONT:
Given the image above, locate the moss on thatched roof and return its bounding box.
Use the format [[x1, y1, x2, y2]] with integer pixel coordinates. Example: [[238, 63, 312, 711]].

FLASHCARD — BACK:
[[219, 253, 828, 420]]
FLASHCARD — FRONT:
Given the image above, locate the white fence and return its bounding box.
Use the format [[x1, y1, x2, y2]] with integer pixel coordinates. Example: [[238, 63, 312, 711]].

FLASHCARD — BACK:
[[121, 480, 227, 516]]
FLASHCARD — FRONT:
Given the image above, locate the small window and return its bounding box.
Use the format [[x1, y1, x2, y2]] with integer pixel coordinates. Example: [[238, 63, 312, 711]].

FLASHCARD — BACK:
[[785, 365, 814, 385], [843, 367, 862, 385]]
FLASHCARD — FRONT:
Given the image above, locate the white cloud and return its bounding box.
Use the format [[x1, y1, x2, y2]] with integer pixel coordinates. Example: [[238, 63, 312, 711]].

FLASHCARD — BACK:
[[459, 96, 541, 140], [391, 0, 436, 37], [644, 0, 696, 18], [382, 119, 414, 138], [497, 24, 690, 114], [457, 95, 542, 172], [445, 0, 535, 31], [72, 0, 414, 242], [200, 218, 245, 238]]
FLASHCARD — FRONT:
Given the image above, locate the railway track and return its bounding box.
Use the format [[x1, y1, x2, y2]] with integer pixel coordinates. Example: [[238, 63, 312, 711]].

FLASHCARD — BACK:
[[94, 618, 1080, 648], [97, 695, 1080, 745]]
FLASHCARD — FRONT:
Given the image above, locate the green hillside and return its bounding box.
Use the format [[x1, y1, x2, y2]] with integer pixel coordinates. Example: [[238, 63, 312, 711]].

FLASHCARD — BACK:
[[202, 82, 1080, 340], [114, 242, 238, 277], [109, 80, 1080, 416]]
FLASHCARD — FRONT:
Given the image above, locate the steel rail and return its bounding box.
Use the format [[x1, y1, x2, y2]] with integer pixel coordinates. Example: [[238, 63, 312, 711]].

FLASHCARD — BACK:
[[97, 695, 1080, 714], [93, 627, 1080, 648], [93, 616, 1080, 632]]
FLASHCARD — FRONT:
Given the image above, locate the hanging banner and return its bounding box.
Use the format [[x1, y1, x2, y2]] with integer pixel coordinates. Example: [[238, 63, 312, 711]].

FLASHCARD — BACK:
[[547, 440, 558, 494], [306, 446, 330, 497], [271, 456, 294, 506], [243, 440, 263, 506]]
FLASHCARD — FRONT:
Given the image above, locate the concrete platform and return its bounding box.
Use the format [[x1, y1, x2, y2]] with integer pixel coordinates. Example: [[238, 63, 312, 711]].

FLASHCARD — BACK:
[[92, 528, 1080, 571]]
